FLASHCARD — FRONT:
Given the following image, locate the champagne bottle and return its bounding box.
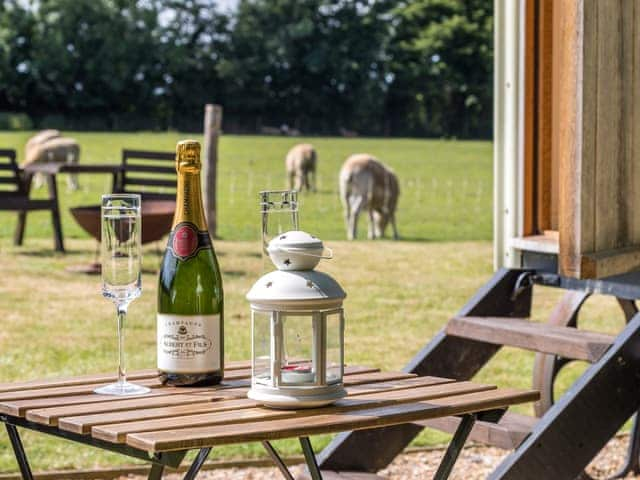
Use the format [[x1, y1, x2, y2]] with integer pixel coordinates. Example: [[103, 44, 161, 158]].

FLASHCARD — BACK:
[[157, 140, 224, 386]]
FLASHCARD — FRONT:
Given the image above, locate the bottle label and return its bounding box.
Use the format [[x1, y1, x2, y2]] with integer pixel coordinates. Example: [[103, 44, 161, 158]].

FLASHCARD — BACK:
[[167, 222, 212, 261], [157, 313, 221, 373]]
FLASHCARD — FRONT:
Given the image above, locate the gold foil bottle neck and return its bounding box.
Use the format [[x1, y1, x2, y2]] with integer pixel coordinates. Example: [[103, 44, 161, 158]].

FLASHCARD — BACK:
[[176, 140, 201, 173], [173, 140, 207, 230]]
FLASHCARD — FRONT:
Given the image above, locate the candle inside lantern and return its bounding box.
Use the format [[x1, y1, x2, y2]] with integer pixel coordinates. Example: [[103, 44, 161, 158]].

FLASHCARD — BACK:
[[281, 363, 315, 383]]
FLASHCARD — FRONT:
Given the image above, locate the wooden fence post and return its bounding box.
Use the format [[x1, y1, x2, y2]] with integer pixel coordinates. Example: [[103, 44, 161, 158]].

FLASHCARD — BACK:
[[203, 104, 222, 237]]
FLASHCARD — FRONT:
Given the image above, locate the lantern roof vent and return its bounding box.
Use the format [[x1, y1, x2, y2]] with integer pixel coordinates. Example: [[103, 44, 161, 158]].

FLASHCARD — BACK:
[[267, 230, 331, 271], [246, 269, 345, 310]]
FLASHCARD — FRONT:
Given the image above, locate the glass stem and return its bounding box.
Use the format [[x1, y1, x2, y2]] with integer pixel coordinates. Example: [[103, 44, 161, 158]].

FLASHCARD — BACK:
[[117, 304, 127, 386]]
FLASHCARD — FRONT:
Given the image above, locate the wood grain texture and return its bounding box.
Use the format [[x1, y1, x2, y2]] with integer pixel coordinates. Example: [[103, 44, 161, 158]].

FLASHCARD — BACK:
[[631, 0, 640, 243], [551, 0, 562, 233], [125, 389, 539, 452], [523, 0, 558, 235], [22, 389, 247, 425], [92, 381, 493, 443], [126, 389, 538, 452], [446, 316, 613, 362], [595, 0, 623, 251], [622, 0, 635, 245], [58, 398, 259, 434], [580, 244, 640, 278], [524, 0, 537, 236], [558, 0, 640, 277], [0, 361, 253, 394], [0, 365, 538, 458], [17, 367, 385, 425], [558, 0, 588, 277], [59, 376, 442, 435], [511, 233, 559, 254], [0, 378, 164, 403], [0, 370, 158, 394], [537, 0, 556, 232]]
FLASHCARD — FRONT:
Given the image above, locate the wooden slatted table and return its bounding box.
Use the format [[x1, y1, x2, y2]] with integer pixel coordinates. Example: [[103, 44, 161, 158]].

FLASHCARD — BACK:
[[0, 362, 538, 480]]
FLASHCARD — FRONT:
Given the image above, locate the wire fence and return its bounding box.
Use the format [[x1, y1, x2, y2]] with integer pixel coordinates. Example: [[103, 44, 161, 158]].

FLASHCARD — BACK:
[[215, 169, 492, 242]]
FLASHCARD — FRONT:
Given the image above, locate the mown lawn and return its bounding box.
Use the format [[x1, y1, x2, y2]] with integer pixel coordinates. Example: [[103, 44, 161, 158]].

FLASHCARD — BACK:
[[0, 132, 493, 243], [0, 133, 625, 473]]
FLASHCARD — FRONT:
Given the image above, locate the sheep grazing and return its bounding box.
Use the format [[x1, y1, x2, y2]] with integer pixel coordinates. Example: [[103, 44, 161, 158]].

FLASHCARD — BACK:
[[285, 143, 317, 192], [24, 132, 80, 191], [25, 129, 61, 154], [339, 153, 399, 240]]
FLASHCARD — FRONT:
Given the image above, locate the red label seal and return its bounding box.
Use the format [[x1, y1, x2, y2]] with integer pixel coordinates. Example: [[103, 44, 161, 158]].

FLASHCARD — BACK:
[[172, 225, 198, 258]]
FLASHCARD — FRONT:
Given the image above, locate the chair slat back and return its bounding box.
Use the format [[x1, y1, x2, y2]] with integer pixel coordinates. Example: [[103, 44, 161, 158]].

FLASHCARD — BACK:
[[120, 150, 176, 200], [0, 149, 24, 195]]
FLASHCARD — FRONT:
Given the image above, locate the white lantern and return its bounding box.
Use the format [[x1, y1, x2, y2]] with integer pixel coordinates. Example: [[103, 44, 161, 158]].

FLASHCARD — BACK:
[[246, 231, 347, 408]]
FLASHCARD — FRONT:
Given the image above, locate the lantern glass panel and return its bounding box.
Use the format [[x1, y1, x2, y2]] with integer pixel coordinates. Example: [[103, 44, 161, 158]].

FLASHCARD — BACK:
[[281, 314, 316, 385], [252, 311, 272, 385], [326, 311, 342, 384]]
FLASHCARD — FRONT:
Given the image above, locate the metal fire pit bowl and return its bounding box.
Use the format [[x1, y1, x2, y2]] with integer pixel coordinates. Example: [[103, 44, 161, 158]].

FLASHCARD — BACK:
[[68, 200, 176, 274], [70, 200, 176, 244]]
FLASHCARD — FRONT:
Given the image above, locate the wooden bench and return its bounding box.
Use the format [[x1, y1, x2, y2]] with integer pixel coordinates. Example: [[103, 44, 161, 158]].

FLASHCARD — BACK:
[[116, 149, 176, 201], [0, 149, 64, 251], [0, 362, 537, 480]]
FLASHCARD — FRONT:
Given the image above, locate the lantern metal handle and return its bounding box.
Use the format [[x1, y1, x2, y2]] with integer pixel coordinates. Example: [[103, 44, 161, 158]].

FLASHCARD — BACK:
[[272, 246, 333, 260]]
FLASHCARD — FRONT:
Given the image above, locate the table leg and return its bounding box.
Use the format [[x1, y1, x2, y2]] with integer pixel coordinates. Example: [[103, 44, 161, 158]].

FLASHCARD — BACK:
[[182, 448, 212, 480], [148, 462, 164, 480], [262, 441, 295, 480], [300, 437, 323, 480], [46, 173, 65, 252], [14, 172, 32, 247], [433, 414, 476, 480], [5, 424, 34, 480]]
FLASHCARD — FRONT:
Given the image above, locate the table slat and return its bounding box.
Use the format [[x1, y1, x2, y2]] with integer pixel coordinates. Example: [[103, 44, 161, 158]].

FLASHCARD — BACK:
[[18, 388, 246, 422], [0, 378, 164, 402], [344, 375, 451, 395], [93, 381, 493, 443], [0, 361, 253, 394], [59, 398, 258, 434], [126, 388, 540, 452], [58, 375, 445, 435], [16, 366, 380, 424], [0, 370, 159, 394]]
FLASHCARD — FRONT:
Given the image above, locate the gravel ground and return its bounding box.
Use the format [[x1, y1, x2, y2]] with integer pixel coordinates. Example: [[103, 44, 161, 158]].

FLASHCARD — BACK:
[[127, 434, 640, 479]]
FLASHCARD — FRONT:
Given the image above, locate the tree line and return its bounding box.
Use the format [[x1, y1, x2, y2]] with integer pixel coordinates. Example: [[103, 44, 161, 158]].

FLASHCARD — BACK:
[[0, 0, 492, 138]]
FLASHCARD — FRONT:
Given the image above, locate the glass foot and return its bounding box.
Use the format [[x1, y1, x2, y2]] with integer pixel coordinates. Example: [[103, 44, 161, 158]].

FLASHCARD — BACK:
[[94, 381, 150, 396]]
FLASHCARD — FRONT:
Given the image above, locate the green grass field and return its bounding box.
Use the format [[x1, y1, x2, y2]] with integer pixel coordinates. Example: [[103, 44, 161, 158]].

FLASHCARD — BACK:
[[0, 132, 493, 243], [0, 133, 624, 473]]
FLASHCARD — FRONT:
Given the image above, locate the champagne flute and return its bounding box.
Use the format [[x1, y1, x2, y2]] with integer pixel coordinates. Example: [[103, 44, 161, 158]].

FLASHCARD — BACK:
[[94, 194, 150, 395]]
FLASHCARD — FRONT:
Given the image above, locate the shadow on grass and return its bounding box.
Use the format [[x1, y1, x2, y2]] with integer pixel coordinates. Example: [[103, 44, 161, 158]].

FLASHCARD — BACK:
[[237, 251, 261, 258], [395, 236, 436, 243], [340, 236, 435, 243], [223, 270, 246, 277], [298, 189, 336, 196], [17, 249, 86, 257], [336, 236, 488, 243]]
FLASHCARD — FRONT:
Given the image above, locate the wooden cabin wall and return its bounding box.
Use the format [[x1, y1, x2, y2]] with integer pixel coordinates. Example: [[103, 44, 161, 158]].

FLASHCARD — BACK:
[[523, 0, 558, 237], [558, 0, 640, 279]]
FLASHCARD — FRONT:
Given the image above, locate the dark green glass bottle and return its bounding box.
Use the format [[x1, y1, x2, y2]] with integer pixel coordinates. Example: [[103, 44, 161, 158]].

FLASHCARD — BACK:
[[157, 140, 224, 386]]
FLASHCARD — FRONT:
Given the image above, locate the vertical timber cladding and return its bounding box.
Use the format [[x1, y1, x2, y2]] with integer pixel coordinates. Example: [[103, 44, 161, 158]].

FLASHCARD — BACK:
[[524, 0, 557, 236], [558, 0, 640, 279]]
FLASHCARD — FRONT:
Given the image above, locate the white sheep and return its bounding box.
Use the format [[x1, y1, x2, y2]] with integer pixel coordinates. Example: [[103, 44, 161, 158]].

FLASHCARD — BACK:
[[285, 143, 317, 192], [339, 153, 399, 240], [24, 133, 80, 191], [25, 129, 61, 154]]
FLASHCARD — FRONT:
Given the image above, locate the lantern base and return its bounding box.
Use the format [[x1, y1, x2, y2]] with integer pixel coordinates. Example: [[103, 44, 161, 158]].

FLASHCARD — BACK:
[[248, 383, 347, 409]]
